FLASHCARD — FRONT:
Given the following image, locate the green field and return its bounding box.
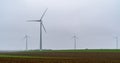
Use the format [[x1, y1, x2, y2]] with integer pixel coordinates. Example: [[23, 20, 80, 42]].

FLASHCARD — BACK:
[[25, 49, 120, 52], [0, 49, 120, 58]]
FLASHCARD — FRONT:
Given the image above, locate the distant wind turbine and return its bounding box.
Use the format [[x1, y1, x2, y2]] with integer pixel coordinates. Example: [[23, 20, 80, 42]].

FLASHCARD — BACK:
[[28, 8, 48, 50], [72, 34, 78, 50], [24, 35, 29, 50]]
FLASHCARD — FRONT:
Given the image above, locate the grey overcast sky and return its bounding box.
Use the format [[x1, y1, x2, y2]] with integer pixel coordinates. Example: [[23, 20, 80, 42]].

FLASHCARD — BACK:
[[0, 0, 120, 50]]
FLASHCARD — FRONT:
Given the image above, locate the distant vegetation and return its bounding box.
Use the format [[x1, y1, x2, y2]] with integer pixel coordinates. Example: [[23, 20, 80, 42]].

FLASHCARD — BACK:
[[0, 49, 120, 58], [24, 49, 120, 52]]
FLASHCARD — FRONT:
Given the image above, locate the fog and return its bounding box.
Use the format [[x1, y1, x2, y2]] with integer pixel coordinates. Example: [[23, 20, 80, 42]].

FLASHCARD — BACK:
[[0, 0, 120, 50]]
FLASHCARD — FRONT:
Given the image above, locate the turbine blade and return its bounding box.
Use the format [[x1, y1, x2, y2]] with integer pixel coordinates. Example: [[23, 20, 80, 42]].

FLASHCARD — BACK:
[[40, 8, 48, 21], [23, 35, 27, 40], [27, 20, 40, 22], [41, 23, 47, 33]]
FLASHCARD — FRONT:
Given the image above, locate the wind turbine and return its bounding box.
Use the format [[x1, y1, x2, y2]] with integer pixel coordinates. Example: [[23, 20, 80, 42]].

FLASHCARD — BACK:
[[72, 34, 78, 50], [28, 9, 47, 50], [24, 35, 29, 50]]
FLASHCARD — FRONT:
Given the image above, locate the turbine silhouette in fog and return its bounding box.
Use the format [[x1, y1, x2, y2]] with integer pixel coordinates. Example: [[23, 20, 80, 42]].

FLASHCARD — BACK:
[[72, 34, 78, 50], [24, 35, 29, 50]]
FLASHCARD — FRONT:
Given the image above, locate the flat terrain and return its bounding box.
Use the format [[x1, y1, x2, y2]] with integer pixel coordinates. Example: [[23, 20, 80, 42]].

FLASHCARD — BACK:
[[0, 49, 120, 63]]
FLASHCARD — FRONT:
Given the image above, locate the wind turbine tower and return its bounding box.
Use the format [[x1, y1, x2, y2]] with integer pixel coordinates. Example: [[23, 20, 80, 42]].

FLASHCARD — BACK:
[[73, 34, 78, 50], [24, 35, 29, 50], [28, 9, 47, 50]]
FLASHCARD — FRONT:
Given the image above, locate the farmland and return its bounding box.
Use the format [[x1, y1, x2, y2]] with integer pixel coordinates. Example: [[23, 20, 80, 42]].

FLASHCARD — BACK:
[[0, 49, 120, 63]]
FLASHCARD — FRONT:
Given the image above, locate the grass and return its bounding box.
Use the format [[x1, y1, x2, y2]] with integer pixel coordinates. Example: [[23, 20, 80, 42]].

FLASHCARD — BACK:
[[24, 49, 120, 52], [0, 54, 64, 59], [0, 54, 72, 59], [0, 55, 40, 58]]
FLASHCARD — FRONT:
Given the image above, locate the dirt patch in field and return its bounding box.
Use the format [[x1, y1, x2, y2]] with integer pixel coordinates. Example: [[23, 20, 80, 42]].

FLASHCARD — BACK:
[[0, 52, 120, 63]]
